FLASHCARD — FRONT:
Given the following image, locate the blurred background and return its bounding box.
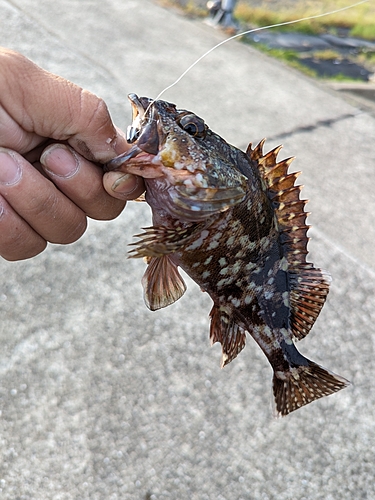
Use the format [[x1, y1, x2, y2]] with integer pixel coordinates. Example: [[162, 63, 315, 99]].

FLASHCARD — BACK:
[[168, 0, 375, 82]]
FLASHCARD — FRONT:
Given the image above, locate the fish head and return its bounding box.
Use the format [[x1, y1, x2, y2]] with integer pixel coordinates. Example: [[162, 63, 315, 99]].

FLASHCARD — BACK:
[[105, 94, 248, 221]]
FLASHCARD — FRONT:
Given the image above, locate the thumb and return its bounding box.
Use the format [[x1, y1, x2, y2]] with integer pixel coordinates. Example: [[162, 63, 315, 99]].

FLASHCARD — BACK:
[[0, 48, 128, 162]]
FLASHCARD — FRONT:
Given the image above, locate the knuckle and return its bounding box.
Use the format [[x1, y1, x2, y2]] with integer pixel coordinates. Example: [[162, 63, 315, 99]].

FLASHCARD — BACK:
[[80, 90, 111, 130]]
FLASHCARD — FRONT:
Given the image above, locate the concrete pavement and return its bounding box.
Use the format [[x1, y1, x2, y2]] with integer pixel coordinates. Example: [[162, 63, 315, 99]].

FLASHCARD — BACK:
[[1, 0, 375, 498]]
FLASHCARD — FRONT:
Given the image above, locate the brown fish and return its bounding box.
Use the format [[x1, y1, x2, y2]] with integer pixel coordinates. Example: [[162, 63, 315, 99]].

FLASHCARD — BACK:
[[106, 94, 349, 416]]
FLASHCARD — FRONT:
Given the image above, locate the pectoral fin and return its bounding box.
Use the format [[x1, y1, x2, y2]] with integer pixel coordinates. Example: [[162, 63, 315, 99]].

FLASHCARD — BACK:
[[128, 223, 207, 258], [142, 255, 186, 311]]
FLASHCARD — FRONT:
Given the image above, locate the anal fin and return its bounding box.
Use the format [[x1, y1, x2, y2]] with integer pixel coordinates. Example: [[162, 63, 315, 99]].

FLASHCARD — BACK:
[[142, 255, 186, 311], [209, 305, 247, 368]]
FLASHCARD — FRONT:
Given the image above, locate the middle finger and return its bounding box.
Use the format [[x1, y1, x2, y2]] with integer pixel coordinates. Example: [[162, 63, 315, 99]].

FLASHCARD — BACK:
[[0, 147, 87, 244]]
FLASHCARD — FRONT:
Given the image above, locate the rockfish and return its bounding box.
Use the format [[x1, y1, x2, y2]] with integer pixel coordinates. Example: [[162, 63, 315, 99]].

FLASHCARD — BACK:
[[106, 94, 349, 416]]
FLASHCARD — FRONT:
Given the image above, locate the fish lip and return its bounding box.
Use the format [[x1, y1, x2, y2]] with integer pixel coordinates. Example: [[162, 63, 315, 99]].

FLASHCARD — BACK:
[[104, 149, 164, 177], [127, 94, 159, 155], [104, 145, 145, 172], [105, 94, 161, 172]]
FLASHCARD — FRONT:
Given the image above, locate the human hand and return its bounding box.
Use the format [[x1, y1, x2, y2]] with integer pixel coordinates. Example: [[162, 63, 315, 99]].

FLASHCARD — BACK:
[[0, 48, 144, 261]]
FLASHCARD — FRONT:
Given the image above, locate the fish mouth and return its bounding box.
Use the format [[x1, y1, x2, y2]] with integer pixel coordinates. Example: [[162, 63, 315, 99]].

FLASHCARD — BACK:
[[104, 94, 202, 183], [105, 94, 161, 174]]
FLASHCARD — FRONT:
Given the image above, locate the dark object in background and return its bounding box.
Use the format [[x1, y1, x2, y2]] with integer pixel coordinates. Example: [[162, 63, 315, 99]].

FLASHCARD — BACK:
[[206, 0, 239, 30]]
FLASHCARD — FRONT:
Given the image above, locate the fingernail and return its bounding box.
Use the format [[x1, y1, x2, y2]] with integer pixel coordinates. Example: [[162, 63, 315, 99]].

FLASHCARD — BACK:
[[112, 173, 139, 194], [40, 144, 80, 178], [0, 199, 5, 221], [0, 150, 22, 185]]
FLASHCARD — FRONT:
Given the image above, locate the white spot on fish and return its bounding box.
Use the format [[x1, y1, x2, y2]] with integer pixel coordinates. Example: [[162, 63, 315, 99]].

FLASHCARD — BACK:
[[232, 262, 241, 274], [239, 235, 250, 246], [275, 370, 288, 381], [226, 236, 235, 247], [208, 240, 219, 250], [186, 230, 209, 251], [282, 291, 289, 307], [236, 249, 247, 258], [264, 326, 272, 338], [247, 241, 257, 252], [245, 262, 256, 272], [195, 173, 205, 185], [281, 328, 293, 345], [217, 277, 234, 288], [280, 257, 288, 271]]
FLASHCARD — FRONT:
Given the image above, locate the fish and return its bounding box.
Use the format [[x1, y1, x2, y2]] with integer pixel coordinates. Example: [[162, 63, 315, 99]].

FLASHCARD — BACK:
[[105, 93, 350, 416]]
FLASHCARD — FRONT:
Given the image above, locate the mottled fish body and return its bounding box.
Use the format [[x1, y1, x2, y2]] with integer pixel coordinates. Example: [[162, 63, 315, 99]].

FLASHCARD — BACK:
[[106, 94, 349, 416]]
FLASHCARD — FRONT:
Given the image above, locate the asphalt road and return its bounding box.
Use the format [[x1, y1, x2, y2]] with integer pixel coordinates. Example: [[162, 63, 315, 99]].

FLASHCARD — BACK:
[[1, 1, 375, 499]]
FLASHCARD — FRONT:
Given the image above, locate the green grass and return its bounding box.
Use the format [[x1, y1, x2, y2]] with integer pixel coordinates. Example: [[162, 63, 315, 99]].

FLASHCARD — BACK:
[[350, 22, 375, 40], [235, 0, 375, 40], [311, 49, 342, 60], [236, 1, 375, 81], [324, 72, 366, 81], [251, 44, 319, 78]]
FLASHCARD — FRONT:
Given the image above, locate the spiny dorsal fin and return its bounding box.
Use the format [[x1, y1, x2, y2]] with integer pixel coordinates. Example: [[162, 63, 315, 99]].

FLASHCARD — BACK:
[[246, 138, 266, 161], [247, 140, 309, 267], [248, 140, 331, 340]]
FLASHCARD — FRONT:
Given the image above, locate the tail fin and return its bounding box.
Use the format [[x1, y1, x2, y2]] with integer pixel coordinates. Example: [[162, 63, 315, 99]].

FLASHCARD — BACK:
[[273, 361, 350, 416]]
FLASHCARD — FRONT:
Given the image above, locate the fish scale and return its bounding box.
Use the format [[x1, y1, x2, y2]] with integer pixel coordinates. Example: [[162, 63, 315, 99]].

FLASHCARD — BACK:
[[105, 94, 350, 416]]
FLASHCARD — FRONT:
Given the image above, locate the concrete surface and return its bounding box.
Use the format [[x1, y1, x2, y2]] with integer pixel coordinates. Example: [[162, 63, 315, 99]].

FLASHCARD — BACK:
[[1, 1, 375, 499]]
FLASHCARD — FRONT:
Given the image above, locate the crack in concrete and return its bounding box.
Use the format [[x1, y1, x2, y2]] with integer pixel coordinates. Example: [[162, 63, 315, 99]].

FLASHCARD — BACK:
[[268, 112, 358, 142]]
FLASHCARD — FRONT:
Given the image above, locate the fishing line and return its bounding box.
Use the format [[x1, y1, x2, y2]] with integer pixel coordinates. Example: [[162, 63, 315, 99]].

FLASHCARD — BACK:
[[148, 0, 369, 108]]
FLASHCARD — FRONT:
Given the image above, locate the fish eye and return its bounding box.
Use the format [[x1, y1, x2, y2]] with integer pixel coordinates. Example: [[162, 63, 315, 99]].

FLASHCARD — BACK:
[[178, 114, 206, 138]]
